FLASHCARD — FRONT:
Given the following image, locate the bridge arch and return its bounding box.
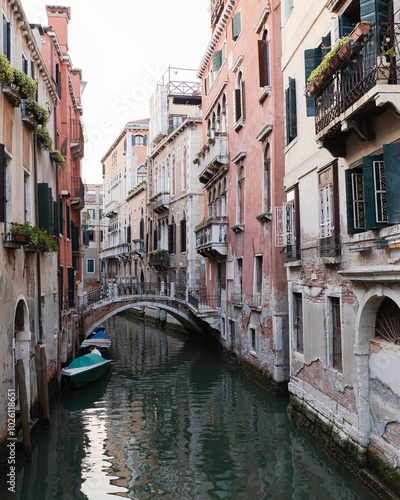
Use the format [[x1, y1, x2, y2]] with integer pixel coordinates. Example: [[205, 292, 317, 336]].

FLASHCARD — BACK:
[[84, 298, 203, 337]]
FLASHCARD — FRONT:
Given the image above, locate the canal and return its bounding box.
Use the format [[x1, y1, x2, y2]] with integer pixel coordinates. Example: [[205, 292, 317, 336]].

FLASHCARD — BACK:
[[2, 313, 377, 499]]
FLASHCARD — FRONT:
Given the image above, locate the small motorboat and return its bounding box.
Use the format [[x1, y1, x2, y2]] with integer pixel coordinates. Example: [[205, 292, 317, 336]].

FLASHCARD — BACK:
[[80, 327, 111, 355], [61, 348, 111, 388]]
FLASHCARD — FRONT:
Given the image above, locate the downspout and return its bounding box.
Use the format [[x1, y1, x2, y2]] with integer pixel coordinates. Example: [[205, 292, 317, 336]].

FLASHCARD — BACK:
[[33, 132, 43, 343]]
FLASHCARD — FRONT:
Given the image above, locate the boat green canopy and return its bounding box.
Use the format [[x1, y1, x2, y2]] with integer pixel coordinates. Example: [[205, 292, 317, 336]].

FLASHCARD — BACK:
[[67, 352, 105, 369]]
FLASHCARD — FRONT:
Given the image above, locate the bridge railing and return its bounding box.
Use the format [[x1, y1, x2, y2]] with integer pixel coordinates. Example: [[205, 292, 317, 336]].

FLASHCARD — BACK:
[[188, 288, 220, 311]]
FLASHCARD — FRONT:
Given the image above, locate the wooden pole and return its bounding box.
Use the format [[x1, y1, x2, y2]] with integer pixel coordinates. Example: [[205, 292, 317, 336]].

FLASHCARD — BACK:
[[40, 346, 50, 424], [35, 344, 43, 413], [16, 360, 31, 461]]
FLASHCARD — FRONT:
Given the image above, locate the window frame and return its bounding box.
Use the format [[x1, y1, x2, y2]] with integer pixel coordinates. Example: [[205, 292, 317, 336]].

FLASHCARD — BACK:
[[293, 292, 304, 354], [87, 258, 95, 274]]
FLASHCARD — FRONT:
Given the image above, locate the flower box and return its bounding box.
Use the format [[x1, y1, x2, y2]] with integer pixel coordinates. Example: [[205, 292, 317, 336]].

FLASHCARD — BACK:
[[351, 22, 371, 44]]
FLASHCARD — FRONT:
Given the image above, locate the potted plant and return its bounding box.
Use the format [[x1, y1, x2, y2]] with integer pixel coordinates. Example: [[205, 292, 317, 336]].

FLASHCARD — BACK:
[[50, 149, 66, 167], [12, 69, 37, 100], [8, 222, 32, 243], [351, 21, 371, 44], [0, 53, 14, 86], [36, 125, 53, 150], [25, 99, 50, 125]]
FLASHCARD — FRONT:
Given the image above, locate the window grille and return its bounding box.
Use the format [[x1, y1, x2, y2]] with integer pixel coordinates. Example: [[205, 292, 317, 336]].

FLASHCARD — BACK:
[[373, 160, 387, 223]]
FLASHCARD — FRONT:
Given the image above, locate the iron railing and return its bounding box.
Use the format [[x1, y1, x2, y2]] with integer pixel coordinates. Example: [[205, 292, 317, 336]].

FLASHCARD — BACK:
[[71, 176, 84, 202], [314, 22, 400, 134]]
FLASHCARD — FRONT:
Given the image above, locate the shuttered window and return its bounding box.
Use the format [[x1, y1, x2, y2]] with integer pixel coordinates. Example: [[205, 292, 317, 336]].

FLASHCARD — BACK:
[[204, 75, 210, 95], [22, 55, 28, 75], [3, 16, 11, 61], [127, 225, 131, 242], [232, 12, 241, 41], [0, 144, 5, 223], [258, 40, 270, 87], [67, 267, 75, 309], [304, 49, 321, 117], [181, 217, 186, 253], [66, 204, 70, 239], [59, 196, 64, 235], [38, 183, 53, 232], [346, 143, 400, 234], [213, 50, 222, 71], [360, 0, 389, 24], [285, 78, 297, 145], [87, 259, 95, 273]]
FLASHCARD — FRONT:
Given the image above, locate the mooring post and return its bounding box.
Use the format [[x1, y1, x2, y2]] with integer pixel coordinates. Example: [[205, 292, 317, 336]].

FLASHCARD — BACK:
[[40, 346, 50, 424], [170, 281, 175, 298], [16, 359, 31, 461], [35, 344, 43, 413]]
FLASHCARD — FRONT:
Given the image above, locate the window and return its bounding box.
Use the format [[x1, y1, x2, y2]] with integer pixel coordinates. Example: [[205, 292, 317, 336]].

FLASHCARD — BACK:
[[304, 35, 331, 117], [293, 293, 304, 354], [254, 255, 263, 295], [258, 32, 270, 87], [221, 316, 226, 340], [55, 63, 61, 98], [180, 212, 186, 253], [284, 0, 294, 22], [375, 297, 400, 344], [285, 77, 297, 145], [3, 15, 11, 61], [330, 297, 342, 372], [168, 216, 176, 254], [232, 11, 241, 41], [318, 163, 339, 256], [134, 135, 145, 146], [87, 259, 95, 273], [237, 258, 243, 296], [88, 230, 95, 242], [275, 185, 300, 260], [249, 327, 257, 353], [213, 49, 223, 72], [137, 165, 146, 184], [237, 164, 245, 224], [171, 156, 175, 195], [263, 143, 271, 215], [87, 208, 95, 219], [233, 71, 245, 127], [22, 54, 28, 75], [0, 144, 6, 222], [182, 148, 187, 190], [346, 144, 400, 234], [24, 171, 31, 223]]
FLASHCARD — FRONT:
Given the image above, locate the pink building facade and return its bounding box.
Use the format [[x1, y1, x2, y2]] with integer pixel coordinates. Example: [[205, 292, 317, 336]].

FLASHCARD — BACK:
[[196, 0, 288, 387]]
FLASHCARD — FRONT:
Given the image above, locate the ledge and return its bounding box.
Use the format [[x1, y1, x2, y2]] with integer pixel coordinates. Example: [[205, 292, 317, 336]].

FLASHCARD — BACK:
[[233, 118, 244, 132], [338, 266, 400, 281], [284, 260, 302, 268], [321, 255, 341, 265], [257, 86, 271, 105], [2, 86, 22, 107], [230, 223, 244, 233], [255, 211, 271, 223]]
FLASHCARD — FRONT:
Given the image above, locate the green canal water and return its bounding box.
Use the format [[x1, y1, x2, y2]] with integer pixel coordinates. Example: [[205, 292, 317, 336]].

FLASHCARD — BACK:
[[2, 314, 378, 499]]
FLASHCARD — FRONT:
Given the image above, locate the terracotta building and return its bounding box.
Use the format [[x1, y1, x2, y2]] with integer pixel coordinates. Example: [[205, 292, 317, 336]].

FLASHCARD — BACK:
[[282, 0, 400, 479], [41, 6, 85, 361], [195, 0, 288, 387]]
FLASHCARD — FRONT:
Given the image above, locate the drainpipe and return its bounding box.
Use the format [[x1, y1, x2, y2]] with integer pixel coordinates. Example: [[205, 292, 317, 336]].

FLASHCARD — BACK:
[[33, 132, 43, 343]]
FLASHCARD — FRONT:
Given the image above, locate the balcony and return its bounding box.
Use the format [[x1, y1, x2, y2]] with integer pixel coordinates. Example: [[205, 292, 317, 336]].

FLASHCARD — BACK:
[[100, 243, 131, 260], [231, 292, 243, 305], [133, 238, 144, 256], [194, 217, 228, 257], [150, 192, 170, 214], [198, 134, 229, 185], [70, 119, 84, 161], [104, 200, 118, 218], [148, 249, 169, 270], [21, 100, 37, 129], [311, 22, 400, 157], [211, 0, 225, 26], [71, 176, 84, 211]]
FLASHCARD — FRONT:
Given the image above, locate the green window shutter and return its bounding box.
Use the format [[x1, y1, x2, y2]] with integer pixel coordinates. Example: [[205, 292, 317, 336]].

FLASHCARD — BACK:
[[232, 12, 241, 41], [362, 154, 385, 229], [140, 218, 144, 240], [0, 144, 5, 223], [339, 14, 356, 37], [127, 225, 131, 242], [383, 143, 400, 224], [59, 196, 64, 235], [345, 168, 365, 234], [360, 0, 389, 23], [38, 183, 50, 231], [304, 48, 322, 117], [71, 221, 79, 252], [205, 75, 210, 95], [102, 163, 105, 176], [285, 87, 290, 145], [287, 78, 297, 143], [143, 135, 147, 146], [132, 135, 135, 146], [212, 50, 222, 71], [87, 259, 94, 273], [53, 200, 58, 236], [124, 138, 127, 152]]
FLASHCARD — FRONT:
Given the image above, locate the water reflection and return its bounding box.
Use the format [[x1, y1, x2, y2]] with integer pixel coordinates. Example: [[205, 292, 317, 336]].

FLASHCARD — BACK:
[[1, 314, 377, 500]]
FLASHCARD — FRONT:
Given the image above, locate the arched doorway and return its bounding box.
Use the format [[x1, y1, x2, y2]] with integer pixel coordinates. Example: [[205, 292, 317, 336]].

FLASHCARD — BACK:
[[14, 299, 31, 410]]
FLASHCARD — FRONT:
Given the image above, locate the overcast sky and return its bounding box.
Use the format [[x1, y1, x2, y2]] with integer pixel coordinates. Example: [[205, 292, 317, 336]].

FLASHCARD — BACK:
[[22, 0, 211, 184]]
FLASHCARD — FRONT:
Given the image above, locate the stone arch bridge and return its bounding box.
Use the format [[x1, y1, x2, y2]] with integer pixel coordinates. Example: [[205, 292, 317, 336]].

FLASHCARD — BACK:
[[81, 283, 220, 337]]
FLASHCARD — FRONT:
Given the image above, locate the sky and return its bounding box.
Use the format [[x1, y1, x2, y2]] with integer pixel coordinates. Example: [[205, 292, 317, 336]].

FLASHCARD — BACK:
[[22, 0, 211, 184]]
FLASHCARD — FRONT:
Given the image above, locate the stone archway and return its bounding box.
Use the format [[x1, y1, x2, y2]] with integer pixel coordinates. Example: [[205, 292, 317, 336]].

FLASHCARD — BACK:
[[14, 298, 31, 410], [355, 287, 400, 459]]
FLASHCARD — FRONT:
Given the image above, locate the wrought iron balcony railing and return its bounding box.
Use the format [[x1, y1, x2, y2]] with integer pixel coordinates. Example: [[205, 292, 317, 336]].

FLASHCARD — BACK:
[[100, 243, 131, 260], [313, 22, 400, 136], [71, 176, 84, 211]]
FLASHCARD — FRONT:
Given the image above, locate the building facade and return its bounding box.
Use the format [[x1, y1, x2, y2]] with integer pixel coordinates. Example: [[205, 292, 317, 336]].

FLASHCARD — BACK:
[[82, 184, 103, 293], [147, 68, 205, 294], [0, 0, 59, 443], [282, 0, 400, 473], [42, 6, 85, 361], [195, 0, 288, 385], [100, 120, 149, 289]]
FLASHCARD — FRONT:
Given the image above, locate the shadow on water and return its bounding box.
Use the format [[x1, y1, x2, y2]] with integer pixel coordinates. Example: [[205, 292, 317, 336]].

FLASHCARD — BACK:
[[0, 313, 379, 500]]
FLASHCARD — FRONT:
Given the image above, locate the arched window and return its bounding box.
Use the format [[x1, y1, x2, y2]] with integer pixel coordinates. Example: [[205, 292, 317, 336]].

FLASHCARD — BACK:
[[221, 178, 227, 216], [258, 30, 271, 87], [207, 119, 211, 138], [134, 135, 146, 146], [211, 112, 216, 138], [171, 156, 176, 195], [181, 211, 187, 253], [182, 148, 187, 190], [216, 183, 221, 217], [208, 191, 212, 218], [234, 72, 245, 124], [237, 164, 245, 223], [137, 164, 147, 184], [169, 215, 176, 254], [263, 143, 271, 215], [165, 160, 169, 193], [216, 103, 221, 133], [376, 297, 400, 344], [221, 94, 227, 133]]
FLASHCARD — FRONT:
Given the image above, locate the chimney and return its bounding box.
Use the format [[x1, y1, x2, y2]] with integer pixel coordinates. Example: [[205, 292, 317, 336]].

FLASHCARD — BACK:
[[46, 6, 71, 52]]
